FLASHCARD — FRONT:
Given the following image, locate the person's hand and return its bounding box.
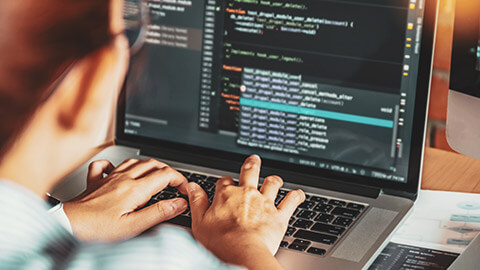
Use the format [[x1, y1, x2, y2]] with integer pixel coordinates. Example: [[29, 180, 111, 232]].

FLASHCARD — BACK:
[[186, 155, 305, 270], [63, 158, 188, 242]]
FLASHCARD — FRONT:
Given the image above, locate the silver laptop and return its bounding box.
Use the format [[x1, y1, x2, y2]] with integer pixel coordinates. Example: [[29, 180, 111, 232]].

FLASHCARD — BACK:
[[53, 0, 439, 269]]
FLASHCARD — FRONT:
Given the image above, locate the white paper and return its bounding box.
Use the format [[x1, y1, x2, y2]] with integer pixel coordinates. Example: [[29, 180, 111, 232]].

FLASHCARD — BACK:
[[391, 190, 480, 253]]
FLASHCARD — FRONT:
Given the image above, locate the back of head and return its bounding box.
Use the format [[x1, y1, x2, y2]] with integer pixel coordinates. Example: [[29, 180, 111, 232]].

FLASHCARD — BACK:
[[0, 0, 113, 158]]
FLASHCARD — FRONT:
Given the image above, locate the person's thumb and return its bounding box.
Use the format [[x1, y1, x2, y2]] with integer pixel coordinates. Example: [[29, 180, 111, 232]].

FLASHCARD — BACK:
[[187, 182, 209, 224]]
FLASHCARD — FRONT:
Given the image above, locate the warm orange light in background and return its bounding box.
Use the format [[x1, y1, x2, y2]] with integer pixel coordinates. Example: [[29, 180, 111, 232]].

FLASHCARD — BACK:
[[427, 0, 455, 152]]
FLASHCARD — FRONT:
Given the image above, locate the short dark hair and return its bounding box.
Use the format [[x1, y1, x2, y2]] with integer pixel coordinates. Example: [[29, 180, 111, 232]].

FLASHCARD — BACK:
[[0, 0, 114, 157]]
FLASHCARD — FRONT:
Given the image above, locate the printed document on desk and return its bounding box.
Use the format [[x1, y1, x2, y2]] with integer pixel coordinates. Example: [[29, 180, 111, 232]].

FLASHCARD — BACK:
[[392, 190, 480, 253], [369, 190, 480, 269]]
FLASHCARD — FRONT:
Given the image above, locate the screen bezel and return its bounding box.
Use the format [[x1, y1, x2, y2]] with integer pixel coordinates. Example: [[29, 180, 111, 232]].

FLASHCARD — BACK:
[[116, 0, 438, 198]]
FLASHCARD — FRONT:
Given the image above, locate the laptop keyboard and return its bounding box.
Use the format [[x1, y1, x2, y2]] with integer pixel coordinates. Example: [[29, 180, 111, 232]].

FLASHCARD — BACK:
[[142, 169, 368, 257]]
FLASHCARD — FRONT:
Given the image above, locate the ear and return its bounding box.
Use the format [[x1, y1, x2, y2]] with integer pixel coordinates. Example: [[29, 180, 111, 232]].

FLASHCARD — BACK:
[[51, 36, 129, 134]]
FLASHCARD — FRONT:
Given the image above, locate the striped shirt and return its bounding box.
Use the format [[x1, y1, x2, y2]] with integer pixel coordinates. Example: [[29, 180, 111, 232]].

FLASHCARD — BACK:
[[48, 202, 73, 234], [0, 180, 243, 270]]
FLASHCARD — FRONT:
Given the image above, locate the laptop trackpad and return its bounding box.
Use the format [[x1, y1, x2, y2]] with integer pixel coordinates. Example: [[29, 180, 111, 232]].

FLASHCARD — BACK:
[[331, 207, 397, 262]]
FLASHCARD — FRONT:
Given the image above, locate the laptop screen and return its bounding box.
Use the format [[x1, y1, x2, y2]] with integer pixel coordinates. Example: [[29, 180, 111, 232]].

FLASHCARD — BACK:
[[123, 0, 428, 185]]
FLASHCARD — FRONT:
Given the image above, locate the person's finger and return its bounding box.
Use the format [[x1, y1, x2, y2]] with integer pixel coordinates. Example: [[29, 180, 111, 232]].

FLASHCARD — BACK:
[[125, 197, 188, 235], [135, 166, 188, 201], [87, 160, 115, 182], [238, 155, 261, 188], [259, 175, 284, 202], [215, 176, 235, 193], [187, 182, 209, 224], [113, 158, 140, 172], [277, 189, 306, 220], [124, 158, 169, 179]]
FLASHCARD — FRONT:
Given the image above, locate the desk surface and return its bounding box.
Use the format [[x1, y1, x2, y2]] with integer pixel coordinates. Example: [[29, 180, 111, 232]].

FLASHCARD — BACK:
[[422, 147, 480, 193]]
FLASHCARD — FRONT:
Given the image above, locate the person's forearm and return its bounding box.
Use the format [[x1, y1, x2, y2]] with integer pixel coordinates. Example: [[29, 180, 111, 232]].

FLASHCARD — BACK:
[[236, 247, 283, 270], [214, 241, 283, 270]]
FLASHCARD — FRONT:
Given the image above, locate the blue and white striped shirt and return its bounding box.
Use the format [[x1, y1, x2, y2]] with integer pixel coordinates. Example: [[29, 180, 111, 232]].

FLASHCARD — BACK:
[[0, 180, 243, 270]]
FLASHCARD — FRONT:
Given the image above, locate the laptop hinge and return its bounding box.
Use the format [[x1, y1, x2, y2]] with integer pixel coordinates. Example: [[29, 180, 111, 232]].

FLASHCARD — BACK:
[[139, 145, 382, 199], [381, 188, 417, 201]]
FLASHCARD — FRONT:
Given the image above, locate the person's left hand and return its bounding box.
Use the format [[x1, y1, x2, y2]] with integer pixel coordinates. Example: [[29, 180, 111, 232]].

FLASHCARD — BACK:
[[63, 158, 188, 242]]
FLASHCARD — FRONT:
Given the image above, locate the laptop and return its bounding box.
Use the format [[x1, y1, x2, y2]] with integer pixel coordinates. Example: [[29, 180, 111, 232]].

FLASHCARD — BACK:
[[53, 0, 438, 269]]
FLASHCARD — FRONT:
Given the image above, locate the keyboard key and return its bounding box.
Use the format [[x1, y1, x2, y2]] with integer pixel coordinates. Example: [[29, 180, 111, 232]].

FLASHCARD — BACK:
[[181, 206, 190, 216], [314, 213, 335, 223], [152, 191, 162, 198], [143, 200, 156, 209], [310, 196, 328, 204], [304, 194, 311, 200], [155, 192, 176, 200], [293, 219, 314, 229], [294, 230, 338, 245], [206, 176, 219, 183], [190, 173, 207, 181], [285, 227, 296, 237], [332, 217, 353, 227], [328, 199, 347, 207], [165, 192, 177, 199], [289, 217, 296, 225], [198, 181, 215, 191], [296, 210, 316, 220], [164, 186, 177, 193], [288, 243, 308, 251], [153, 193, 163, 200], [307, 247, 326, 256], [275, 196, 283, 206], [331, 207, 360, 218], [188, 177, 202, 183], [292, 239, 311, 246], [347, 203, 365, 211], [168, 215, 191, 227], [177, 170, 191, 178], [298, 201, 316, 210], [278, 189, 288, 196], [313, 204, 334, 213], [206, 191, 215, 201], [311, 223, 345, 236], [280, 241, 289, 248], [275, 192, 285, 202]]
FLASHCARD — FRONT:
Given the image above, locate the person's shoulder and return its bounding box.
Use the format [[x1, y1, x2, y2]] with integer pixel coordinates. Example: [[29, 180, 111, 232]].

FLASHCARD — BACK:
[[0, 179, 49, 208]]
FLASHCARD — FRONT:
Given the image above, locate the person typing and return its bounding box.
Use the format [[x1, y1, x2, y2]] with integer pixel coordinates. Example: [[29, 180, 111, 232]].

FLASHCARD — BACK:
[[0, 1, 305, 269]]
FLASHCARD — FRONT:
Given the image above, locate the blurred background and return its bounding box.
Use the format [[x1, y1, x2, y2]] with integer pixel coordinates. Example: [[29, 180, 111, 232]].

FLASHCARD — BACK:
[[427, 0, 455, 152]]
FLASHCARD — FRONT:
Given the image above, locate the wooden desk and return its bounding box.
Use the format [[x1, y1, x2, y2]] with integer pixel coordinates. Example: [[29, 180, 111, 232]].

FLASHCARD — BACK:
[[422, 147, 480, 193]]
